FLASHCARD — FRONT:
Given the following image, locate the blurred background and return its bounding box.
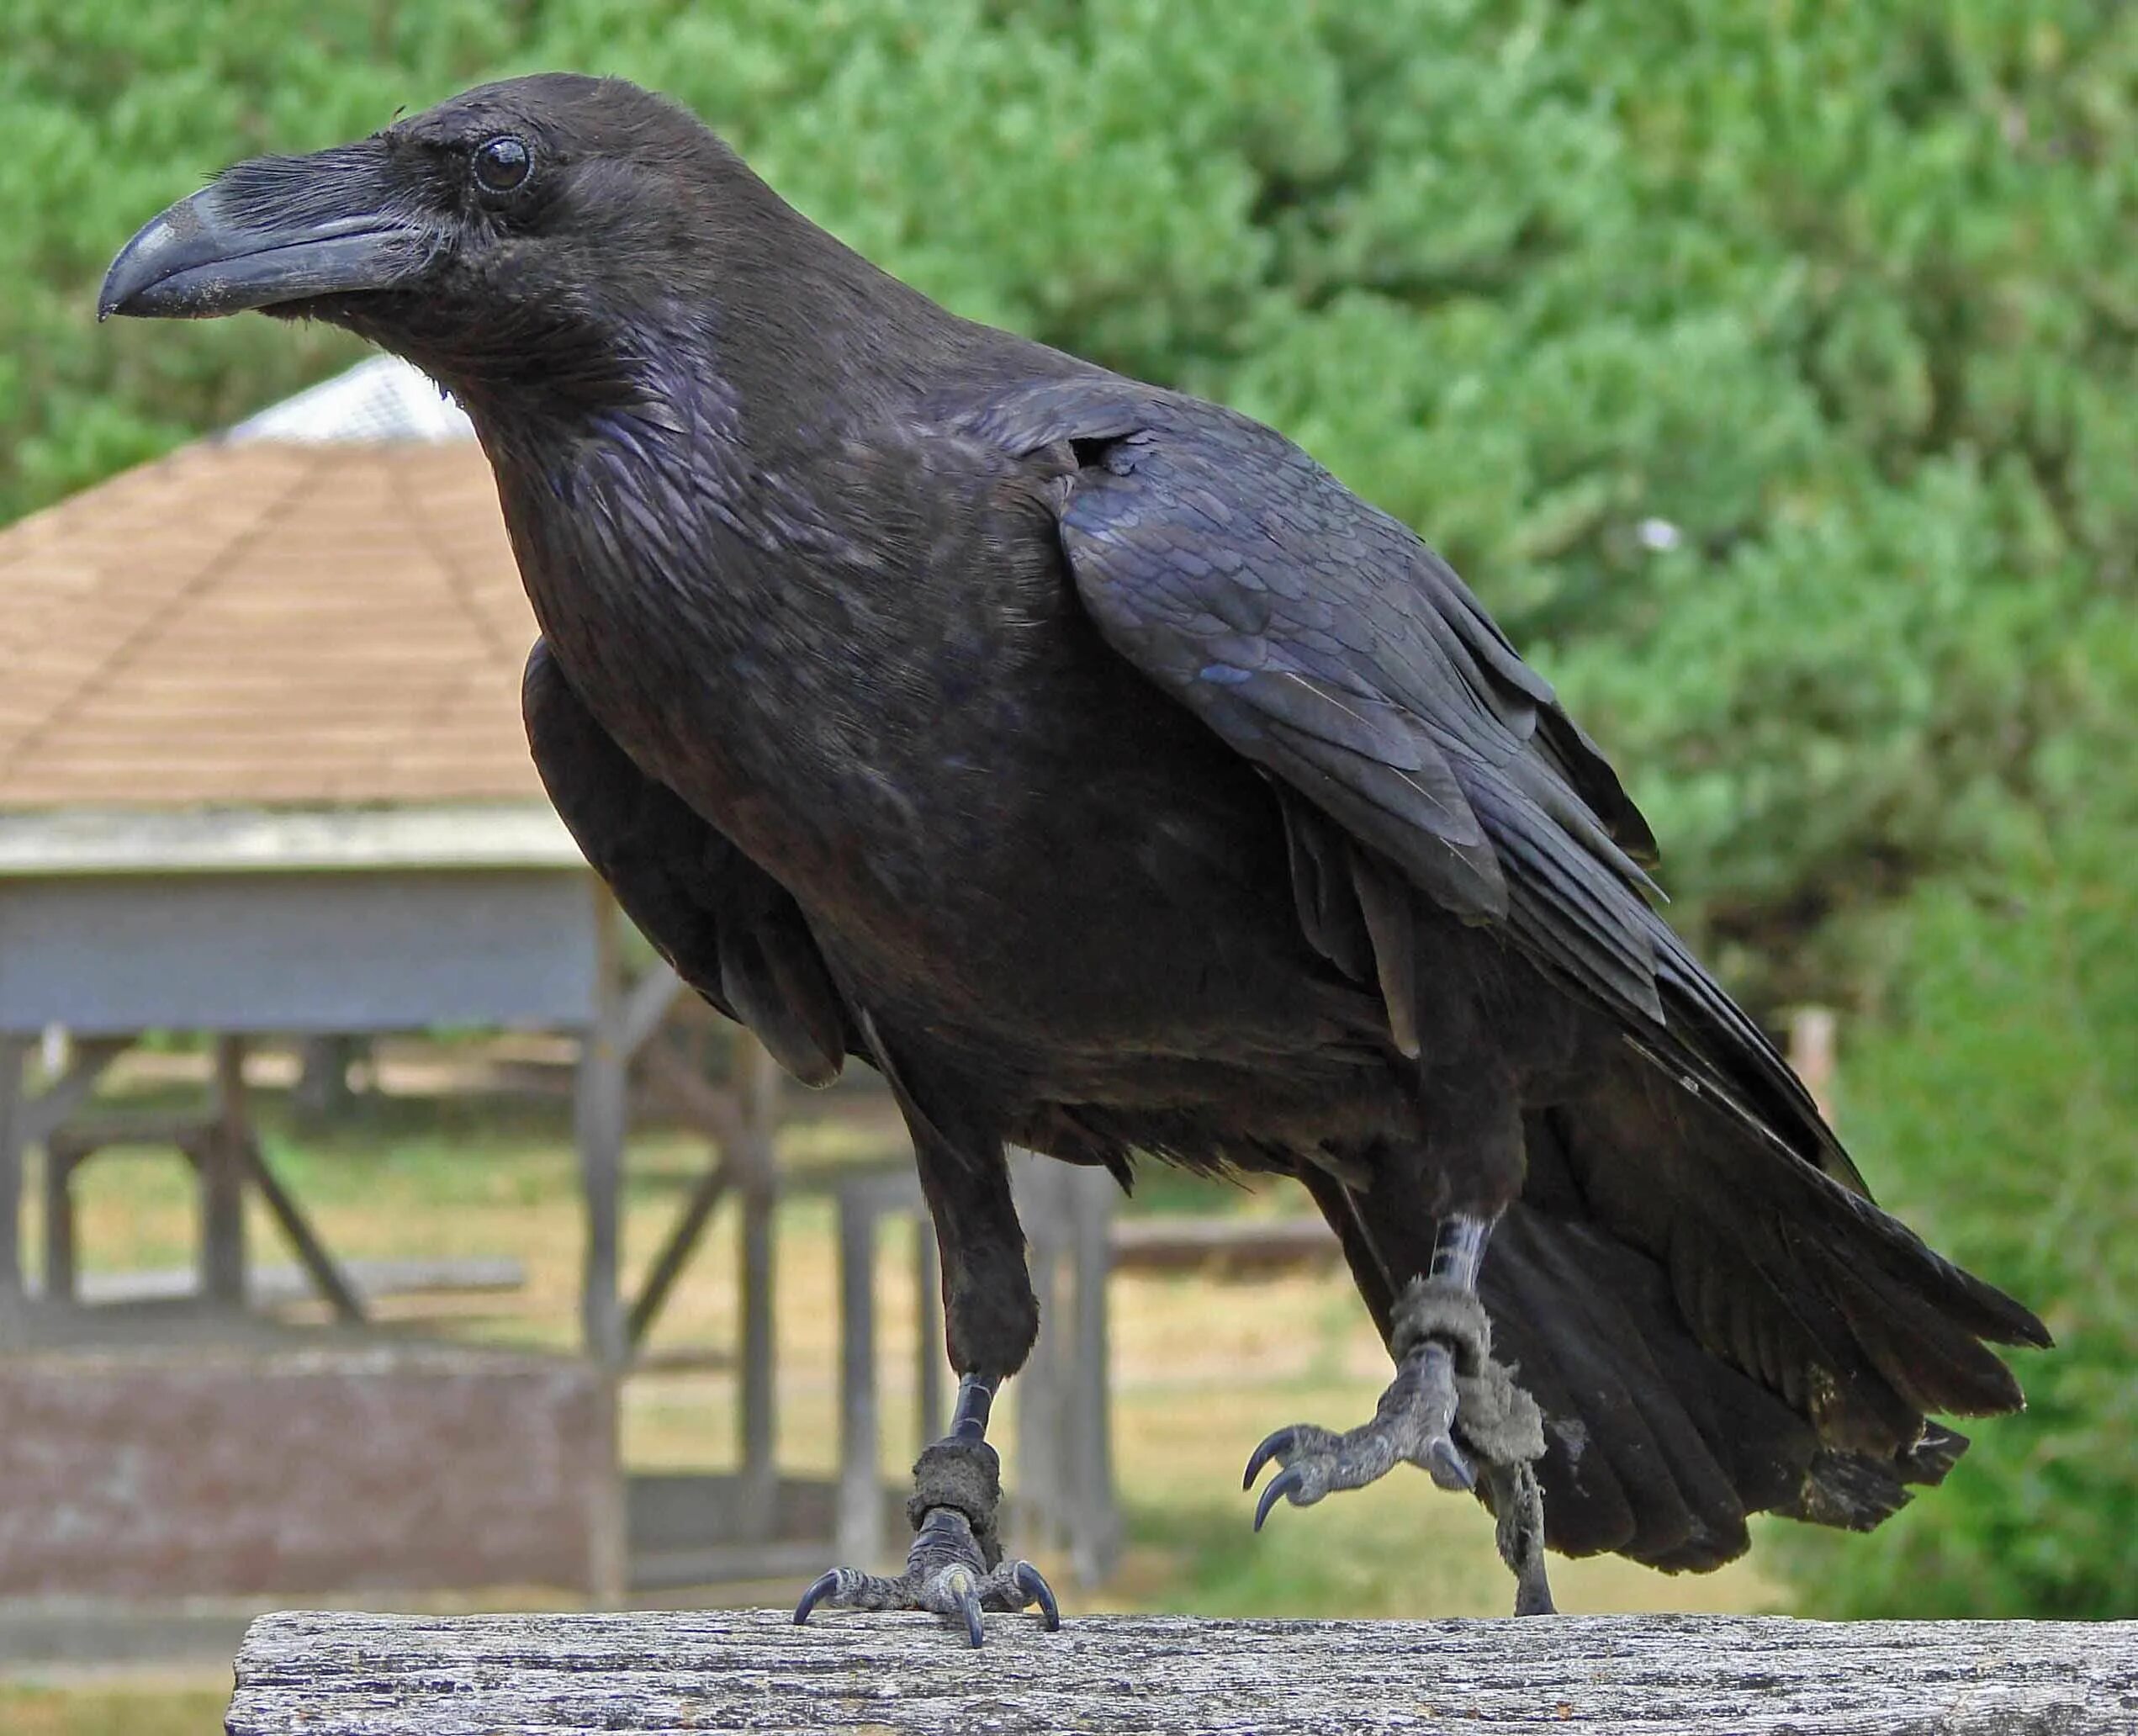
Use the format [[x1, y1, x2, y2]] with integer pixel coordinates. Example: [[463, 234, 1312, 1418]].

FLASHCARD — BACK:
[[3, 1, 2133, 1728]]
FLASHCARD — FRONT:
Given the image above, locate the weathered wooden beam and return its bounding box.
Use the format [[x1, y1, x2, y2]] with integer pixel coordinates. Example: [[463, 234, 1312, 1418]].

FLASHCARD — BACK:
[[0, 1035, 30, 1313], [0, 1039, 29, 1308], [614, 960, 682, 1061], [200, 1035, 251, 1308], [733, 1036, 782, 1539], [40, 1134, 81, 1302], [223, 1607, 2138, 1734], [623, 1152, 732, 1350], [1066, 1164, 1119, 1586], [1109, 1212, 1342, 1274], [575, 895, 629, 1367], [834, 1179, 883, 1569], [0, 1034, 127, 1313], [637, 1034, 746, 1150], [913, 1217, 943, 1443], [60, 1255, 523, 1307], [19, 1035, 129, 1145], [239, 1135, 367, 1324]]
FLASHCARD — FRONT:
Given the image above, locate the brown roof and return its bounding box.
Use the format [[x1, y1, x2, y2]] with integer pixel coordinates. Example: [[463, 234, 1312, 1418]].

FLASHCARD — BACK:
[[0, 438, 543, 809]]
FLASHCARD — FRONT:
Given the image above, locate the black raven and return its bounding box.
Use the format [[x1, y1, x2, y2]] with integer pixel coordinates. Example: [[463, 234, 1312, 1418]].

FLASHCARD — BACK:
[[104, 74, 2046, 1640]]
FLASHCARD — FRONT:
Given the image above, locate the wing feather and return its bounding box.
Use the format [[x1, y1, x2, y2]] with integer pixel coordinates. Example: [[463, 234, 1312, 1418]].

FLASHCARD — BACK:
[[1049, 413, 1665, 1034]]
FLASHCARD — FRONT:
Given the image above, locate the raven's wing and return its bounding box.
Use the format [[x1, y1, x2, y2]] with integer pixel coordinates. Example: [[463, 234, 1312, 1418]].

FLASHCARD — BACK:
[[971, 387, 2042, 1568], [523, 638, 852, 1087], [978, 387, 1840, 1174]]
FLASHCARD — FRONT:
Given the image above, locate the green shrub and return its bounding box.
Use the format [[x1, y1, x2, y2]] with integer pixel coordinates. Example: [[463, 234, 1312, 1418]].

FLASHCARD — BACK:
[[1775, 797, 2138, 1617]]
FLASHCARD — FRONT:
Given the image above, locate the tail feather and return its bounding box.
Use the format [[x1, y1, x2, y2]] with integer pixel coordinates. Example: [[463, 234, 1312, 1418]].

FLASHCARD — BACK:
[[1482, 1197, 2008, 1570], [1561, 1056, 2045, 1450], [1487, 1209, 1762, 1569]]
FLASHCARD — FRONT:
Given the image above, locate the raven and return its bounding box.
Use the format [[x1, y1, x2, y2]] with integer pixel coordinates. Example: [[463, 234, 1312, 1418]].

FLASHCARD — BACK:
[[105, 75, 2046, 1641]]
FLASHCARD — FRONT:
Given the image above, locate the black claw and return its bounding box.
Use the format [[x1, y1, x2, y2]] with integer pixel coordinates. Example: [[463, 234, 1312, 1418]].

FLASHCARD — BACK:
[[1243, 1426, 1296, 1491], [1015, 1560, 1061, 1631], [1426, 1436, 1475, 1492], [794, 1569, 841, 1626], [1253, 1463, 1306, 1531], [959, 1585, 984, 1649]]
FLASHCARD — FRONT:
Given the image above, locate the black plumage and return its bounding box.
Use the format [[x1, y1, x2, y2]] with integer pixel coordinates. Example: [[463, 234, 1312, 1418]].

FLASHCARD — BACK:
[[103, 73, 2045, 1604]]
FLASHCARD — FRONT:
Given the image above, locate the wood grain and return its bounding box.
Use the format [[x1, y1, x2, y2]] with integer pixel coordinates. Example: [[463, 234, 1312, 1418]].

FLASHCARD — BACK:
[[225, 1606, 2138, 1734]]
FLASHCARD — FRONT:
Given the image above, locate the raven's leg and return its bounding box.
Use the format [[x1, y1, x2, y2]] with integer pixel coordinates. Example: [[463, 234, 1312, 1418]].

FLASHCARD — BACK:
[[794, 1079, 1060, 1645], [1248, 1090, 1557, 1616]]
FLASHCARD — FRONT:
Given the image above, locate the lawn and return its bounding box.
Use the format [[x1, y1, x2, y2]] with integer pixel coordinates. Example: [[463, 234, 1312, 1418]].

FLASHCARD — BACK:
[[1, 1038, 1777, 1731]]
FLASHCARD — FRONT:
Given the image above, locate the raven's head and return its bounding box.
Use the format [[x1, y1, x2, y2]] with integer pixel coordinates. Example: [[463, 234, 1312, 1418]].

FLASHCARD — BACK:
[[101, 74, 762, 403]]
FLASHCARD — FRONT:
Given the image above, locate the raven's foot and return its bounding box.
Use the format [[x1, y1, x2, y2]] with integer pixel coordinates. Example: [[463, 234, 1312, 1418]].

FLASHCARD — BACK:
[[793, 1508, 1059, 1646], [792, 1436, 1061, 1646], [1244, 1276, 1556, 1615]]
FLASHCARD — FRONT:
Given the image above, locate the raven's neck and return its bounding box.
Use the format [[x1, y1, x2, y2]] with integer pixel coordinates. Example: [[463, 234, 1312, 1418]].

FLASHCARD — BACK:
[[458, 185, 971, 453], [461, 274, 961, 801]]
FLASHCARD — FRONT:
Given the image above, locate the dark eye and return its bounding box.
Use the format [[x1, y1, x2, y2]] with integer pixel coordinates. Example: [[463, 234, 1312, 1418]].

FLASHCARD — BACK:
[[473, 135, 532, 194]]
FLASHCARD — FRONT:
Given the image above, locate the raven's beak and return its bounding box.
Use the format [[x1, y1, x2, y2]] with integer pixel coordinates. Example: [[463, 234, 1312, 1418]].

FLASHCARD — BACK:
[[99, 146, 433, 321]]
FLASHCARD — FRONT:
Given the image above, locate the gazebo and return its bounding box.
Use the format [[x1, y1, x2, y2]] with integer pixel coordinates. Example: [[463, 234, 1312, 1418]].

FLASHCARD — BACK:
[[0, 360, 733, 1599], [0, 357, 693, 1363]]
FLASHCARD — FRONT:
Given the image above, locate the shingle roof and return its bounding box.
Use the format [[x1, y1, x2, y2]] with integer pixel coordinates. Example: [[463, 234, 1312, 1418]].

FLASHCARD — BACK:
[[0, 363, 545, 812]]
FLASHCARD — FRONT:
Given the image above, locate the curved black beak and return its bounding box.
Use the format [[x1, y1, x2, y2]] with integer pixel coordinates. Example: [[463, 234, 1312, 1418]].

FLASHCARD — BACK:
[[100, 146, 434, 322]]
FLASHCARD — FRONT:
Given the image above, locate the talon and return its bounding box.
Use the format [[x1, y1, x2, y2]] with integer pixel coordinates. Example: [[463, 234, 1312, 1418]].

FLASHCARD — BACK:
[[959, 1583, 984, 1648], [1253, 1463, 1308, 1531], [794, 1569, 841, 1626], [1426, 1435, 1475, 1492], [1243, 1426, 1296, 1490], [1013, 1560, 1061, 1629]]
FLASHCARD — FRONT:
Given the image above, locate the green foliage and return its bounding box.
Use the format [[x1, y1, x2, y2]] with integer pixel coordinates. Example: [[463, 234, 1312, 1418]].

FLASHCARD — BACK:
[[1775, 778, 2138, 1615], [6, 0, 2135, 1617], [8, 0, 2133, 1000]]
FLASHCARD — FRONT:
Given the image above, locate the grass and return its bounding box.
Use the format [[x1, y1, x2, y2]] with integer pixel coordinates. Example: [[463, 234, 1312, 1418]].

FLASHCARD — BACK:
[[0, 1683, 232, 1736], [2, 1038, 1779, 1730]]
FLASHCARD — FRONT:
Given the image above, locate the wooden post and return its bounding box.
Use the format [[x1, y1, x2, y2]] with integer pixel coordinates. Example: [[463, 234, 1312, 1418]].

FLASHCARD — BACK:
[[200, 1035, 251, 1307], [224, 1608, 2138, 1733], [834, 1180, 881, 1569], [1788, 1004, 1840, 1122], [913, 1218, 943, 1447], [1015, 1162, 1065, 1557], [12, 1038, 126, 1313], [1067, 1163, 1120, 1585], [574, 898, 628, 1367], [292, 1034, 359, 1124], [40, 1137, 79, 1303], [734, 1035, 781, 1540], [0, 1035, 29, 1321]]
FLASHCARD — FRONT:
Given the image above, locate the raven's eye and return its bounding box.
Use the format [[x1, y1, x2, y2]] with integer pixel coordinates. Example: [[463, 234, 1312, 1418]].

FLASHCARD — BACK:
[[473, 135, 532, 194]]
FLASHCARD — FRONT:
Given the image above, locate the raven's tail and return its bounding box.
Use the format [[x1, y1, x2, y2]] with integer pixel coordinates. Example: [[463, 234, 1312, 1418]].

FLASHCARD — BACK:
[[1309, 1053, 2048, 1571]]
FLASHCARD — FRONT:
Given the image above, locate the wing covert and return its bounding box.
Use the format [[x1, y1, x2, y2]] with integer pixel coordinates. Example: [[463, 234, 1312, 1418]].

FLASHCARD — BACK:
[[1047, 410, 1668, 1030]]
